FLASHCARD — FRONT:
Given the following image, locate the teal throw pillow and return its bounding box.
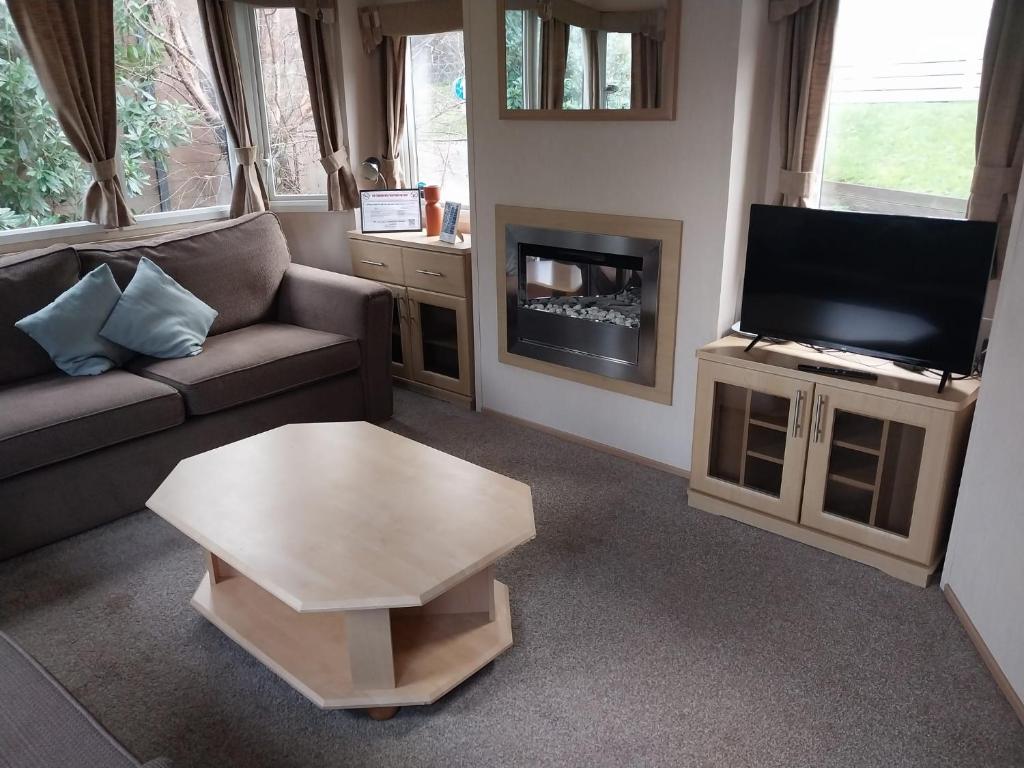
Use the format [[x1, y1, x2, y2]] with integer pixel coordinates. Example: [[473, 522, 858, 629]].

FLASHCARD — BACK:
[[15, 264, 133, 376], [100, 257, 217, 358]]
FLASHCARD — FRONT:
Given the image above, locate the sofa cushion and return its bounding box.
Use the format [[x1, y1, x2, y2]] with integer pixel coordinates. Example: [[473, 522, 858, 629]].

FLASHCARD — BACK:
[[128, 322, 361, 416], [101, 258, 218, 358], [0, 370, 184, 481], [0, 244, 80, 385], [15, 264, 133, 376], [76, 212, 290, 336]]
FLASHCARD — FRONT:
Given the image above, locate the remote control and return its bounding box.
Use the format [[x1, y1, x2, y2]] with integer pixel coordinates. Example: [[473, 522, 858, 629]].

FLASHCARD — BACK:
[[797, 363, 878, 381]]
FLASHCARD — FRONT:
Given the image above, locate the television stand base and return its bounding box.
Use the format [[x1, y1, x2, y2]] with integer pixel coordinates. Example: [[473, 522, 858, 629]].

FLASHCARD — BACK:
[[938, 370, 951, 394], [744, 334, 763, 353]]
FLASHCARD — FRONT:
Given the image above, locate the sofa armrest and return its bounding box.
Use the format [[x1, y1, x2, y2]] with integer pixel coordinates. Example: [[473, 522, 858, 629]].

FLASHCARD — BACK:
[[276, 263, 393, 422]]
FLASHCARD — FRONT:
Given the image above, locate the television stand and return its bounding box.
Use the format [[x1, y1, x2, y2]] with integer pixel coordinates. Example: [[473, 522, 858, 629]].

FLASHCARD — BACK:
[[743, 334, 763, 353], [688, 335, 979, 587]]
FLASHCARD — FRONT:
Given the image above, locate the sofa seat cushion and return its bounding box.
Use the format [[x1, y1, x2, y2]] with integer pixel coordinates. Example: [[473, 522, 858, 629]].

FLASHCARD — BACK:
[[0, 371, 184, 481], [128, 322, 360, 416]]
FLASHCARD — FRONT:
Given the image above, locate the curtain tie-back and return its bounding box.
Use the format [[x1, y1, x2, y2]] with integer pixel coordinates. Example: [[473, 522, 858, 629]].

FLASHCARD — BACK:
[[320, 148, 350, 174], [88, 158, 118, 183], [235, 146, 259, 166], [971, 163, 1022, 196], [779, 168, 815, 198], [358, 8, 383, 54]]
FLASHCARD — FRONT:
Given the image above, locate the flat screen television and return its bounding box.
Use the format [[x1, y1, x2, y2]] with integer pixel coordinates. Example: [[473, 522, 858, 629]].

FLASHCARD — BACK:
[[740, 205, 997, 375]]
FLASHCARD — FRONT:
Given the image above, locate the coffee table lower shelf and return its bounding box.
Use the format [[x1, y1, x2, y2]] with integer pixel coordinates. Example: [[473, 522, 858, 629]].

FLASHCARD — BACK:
[[192, 571, 513, 710]]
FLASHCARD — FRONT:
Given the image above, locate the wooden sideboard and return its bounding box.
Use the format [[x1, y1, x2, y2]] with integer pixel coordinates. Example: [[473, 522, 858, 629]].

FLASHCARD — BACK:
[[688, 335, 979, 586], [347, 230, 474, 407]]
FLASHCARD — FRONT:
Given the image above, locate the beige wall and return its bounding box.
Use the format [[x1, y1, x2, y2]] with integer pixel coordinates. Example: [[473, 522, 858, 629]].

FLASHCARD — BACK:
[[464, 0, 775, 470], [942, 174, 1024, 708]]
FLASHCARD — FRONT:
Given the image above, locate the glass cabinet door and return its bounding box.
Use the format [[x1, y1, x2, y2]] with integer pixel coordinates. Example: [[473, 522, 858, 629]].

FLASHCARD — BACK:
[[407, 287, 471, 396], [387, 285, 413, 381], [800, 384, 949, 564], [690, 361, 811, 521]]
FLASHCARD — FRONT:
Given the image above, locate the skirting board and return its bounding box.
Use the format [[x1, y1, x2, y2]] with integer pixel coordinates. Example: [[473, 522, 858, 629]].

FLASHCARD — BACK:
[[481, 408, 689, 479], [944, 585, 1024, 727], [688, 489, 939, 587]]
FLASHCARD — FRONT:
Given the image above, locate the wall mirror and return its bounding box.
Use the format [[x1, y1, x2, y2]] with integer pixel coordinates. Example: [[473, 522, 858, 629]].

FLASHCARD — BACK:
[[499, 0, 679, 120]]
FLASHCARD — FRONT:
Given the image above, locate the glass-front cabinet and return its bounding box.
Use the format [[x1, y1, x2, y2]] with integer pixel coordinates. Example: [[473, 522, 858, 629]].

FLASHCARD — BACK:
[[688, 338, 975, 585], [800, 385, 949, 564], [690, 361, 811, 522], [407, 287, 472, 398]]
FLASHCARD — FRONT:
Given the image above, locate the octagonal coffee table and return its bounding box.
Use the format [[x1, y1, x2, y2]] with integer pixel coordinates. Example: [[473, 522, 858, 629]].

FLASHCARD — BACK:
[[147, 422, 535, 719]]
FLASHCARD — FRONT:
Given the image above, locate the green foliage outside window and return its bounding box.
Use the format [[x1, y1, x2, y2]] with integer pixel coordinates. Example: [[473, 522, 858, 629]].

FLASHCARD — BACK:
[[0, 0, 212, 229]]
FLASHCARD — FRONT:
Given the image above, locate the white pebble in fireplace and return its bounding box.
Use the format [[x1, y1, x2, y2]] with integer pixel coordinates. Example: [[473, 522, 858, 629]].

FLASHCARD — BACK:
[[522, 289, 642, 328]]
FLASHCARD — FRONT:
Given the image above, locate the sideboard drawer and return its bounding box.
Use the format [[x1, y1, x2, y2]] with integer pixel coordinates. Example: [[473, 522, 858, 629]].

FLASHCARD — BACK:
[[351, 240, 403, 284], [402, 248, 466, 297]]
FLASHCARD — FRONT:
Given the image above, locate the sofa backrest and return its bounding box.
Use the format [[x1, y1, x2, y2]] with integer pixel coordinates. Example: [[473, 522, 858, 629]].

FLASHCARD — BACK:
[[76, 212, 292, 336], [0, 245, 80, 385]]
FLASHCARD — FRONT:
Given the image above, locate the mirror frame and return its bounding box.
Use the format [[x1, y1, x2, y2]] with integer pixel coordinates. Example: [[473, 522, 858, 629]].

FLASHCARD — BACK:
[[498, 0, 680, 121]]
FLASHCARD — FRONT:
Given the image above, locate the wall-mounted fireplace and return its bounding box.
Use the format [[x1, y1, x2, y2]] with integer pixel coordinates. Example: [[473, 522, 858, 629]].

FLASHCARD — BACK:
[[497, 206, 682, 404], [505, 226, 662, 384]]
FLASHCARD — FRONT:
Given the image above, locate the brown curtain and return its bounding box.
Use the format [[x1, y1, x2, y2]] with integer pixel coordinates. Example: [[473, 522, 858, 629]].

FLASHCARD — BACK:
[[382, 35, 407, 188], [968, 0, 1024, 274], [585, 29, 601, 109], [296, 11, 360, 210], [630, 34, 661, 109], [774, 0, 839, 207], [540, 19, 570, 110], [199, 0, 270, 216], [7, 0, 134, 228]]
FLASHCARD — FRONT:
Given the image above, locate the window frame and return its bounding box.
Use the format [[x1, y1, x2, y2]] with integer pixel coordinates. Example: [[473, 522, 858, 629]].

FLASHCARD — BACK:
[[0, 0, 243, 247], [235, 3, 327, 206], [0, 2, 332, 246]]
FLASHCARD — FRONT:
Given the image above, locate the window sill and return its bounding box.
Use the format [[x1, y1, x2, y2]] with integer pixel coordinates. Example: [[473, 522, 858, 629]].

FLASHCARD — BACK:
[[0, 206, 231, 251]]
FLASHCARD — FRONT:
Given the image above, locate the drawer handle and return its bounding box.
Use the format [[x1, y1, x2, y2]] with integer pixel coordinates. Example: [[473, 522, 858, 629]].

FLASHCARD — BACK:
[[360, 259, 386, 267], [415, 269, 444, 277]]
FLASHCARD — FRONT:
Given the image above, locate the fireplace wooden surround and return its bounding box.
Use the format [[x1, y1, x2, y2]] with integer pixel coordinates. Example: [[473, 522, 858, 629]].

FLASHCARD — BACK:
[[496, 205, 683, 404]]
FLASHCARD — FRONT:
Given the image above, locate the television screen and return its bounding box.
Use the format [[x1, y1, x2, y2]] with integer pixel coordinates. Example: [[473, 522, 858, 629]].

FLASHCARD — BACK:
[[740, 205, 996, 375]]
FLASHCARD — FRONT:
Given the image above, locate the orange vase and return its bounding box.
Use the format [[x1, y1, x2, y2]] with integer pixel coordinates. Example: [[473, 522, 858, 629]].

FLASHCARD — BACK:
[[424, 185, 443, 236]]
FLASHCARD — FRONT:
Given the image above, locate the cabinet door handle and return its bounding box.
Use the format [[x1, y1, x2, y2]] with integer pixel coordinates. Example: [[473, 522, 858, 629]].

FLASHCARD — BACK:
[[812, 394, 826, 443], [360, 259, 386, 267], [415, 269, 444, 277], [791, 390, 805, 438]]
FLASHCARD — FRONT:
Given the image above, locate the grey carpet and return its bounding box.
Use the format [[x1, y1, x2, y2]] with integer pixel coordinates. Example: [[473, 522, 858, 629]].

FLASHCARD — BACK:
[[1, 389, 1022, 768]]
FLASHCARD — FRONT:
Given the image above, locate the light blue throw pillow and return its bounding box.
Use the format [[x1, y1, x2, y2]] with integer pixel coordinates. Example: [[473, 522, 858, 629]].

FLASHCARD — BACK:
[[15, 264, 133, 376], [100, 257, 218, 358]]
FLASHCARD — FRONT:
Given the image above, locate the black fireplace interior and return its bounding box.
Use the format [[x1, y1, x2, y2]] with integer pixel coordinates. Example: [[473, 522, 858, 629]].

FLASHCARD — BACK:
[[505, 226, 661, 385]]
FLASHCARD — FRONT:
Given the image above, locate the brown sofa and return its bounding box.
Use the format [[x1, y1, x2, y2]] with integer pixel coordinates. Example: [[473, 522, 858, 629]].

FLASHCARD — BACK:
[[0, 212, 392, 560]]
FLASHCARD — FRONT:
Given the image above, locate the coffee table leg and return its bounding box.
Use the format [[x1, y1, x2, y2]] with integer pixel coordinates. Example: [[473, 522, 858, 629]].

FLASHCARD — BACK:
[[345, 608, 395, 689], [418, 564, 496, 620]]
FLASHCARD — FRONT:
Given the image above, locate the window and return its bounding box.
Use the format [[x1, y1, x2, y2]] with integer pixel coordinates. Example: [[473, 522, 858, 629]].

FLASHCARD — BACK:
[[114, 0, 231, 216], [405, 31, 470, 205], [819, 0, 993, 218], [251, 8, 323, 197], [0, 0, 231, 232], [0, 2, 84, 229]]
